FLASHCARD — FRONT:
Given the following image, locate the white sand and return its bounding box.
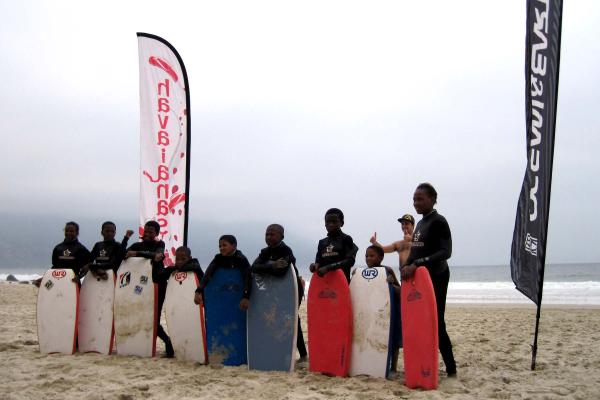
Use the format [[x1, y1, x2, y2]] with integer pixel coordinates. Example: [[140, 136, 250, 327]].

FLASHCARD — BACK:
[[1, 283, 600, 399]]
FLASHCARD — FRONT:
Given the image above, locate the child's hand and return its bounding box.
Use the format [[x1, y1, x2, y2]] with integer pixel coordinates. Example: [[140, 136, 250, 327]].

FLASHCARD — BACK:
[[309, 263, 319, 273], [92, 269, 108, 280], [386, 274, 395, 284], [154, 253, 165, 262], [72, 276, 79, 284], [317, 266, 329, 277], [33, 277, 42, 288], [194, 292, 203, 305], [239, 298, 250, 311], [125, 230, 134, 238], [275, 259, 288, 269], [401, 264, 417, 280], [370, 232, 377, 245], [126, 251, 136, 259]]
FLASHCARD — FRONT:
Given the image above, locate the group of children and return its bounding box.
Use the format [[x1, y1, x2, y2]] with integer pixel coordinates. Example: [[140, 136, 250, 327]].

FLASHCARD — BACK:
[[42, 207, 405, 368]]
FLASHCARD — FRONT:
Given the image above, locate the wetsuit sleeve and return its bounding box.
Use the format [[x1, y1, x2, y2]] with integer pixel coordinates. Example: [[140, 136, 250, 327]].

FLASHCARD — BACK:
[[51, 246, 60, 268], [111, 238, 129, 272], [196, 258, 217, 294], [241, 256, 252, 299], [250, 250, 276, 274], [315, 240, 325, 265], [89, 243, 99, 263], [385, 266, 401, 296], [415, 219, 452, 266], [75, 245, 91, 278]]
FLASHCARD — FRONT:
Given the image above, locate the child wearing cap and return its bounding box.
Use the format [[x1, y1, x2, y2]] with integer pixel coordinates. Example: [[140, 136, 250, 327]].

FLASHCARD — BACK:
[[370, 213, 415, 267]]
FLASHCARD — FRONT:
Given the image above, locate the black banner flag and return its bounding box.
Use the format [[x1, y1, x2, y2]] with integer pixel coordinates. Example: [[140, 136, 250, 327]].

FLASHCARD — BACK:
[[511, 0, 563, 306]]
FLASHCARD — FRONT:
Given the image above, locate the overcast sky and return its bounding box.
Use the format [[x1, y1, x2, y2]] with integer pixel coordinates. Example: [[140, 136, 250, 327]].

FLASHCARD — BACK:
[[1, 0, 598, 268]]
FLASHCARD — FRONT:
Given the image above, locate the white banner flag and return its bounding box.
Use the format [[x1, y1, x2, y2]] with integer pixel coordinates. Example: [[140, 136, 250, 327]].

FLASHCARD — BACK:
[[137, 33, 190, 266]]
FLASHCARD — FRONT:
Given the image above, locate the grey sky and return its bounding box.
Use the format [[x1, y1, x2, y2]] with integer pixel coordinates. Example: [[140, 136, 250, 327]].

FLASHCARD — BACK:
[[1, 0, 599, 269]]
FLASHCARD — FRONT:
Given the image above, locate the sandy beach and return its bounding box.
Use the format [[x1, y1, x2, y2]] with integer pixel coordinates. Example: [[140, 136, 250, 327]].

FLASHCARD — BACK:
[[1, 283, 599, 400]]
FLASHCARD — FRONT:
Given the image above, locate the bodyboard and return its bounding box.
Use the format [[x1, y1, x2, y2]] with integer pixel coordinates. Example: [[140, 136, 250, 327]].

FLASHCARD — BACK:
[[349, 267, 392, 378], [307, 269, 352, 377], [204, 268, 247, 366], [401, 266, 438, 389], [247, 265, 298, 371], [37, 268, 79, 354], [78, 269, 115, 354], [113, 258, 157, 357], [165, 270, 208, 363]]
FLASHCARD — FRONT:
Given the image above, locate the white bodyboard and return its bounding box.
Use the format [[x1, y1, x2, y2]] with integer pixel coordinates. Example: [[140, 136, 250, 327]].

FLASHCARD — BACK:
[[114, 258, 157, 357], [78, 270, 115, 354], [37, 269, 79, 354], [349, 267, 391, 378], [165, 271, 207, 363]]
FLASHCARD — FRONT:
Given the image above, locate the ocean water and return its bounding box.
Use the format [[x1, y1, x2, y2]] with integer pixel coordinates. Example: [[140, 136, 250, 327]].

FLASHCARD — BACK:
[[3, 263, 599, 305], [299, 263, 600, 305]]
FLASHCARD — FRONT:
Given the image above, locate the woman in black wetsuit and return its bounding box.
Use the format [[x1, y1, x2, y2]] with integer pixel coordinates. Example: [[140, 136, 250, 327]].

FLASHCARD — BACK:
[[401, 183, 457, 377]]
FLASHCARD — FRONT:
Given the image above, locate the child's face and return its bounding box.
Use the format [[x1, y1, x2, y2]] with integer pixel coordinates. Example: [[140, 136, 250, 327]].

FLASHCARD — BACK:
[[64, 225, 78, 242], [219, 240, 236, 256], [325, 214, 343, 234], [175, 249, 190, 268], [265, 227, 283, 247], [365, 248, 383, 268], [143, 225, 158, 242], [102, 224, 116, 241]]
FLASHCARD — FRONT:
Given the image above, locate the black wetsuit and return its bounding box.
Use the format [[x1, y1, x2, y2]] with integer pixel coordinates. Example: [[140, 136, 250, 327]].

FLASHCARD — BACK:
[[315, 230, 358, 283], [51, 239, 91, 279], [405, 209, 456, 374], [251, 241, 307, 358], [175, 258, 204, 283], [126, 240, 173, 353], [196, 250, 252, 300], [89, 236, 130, 273]]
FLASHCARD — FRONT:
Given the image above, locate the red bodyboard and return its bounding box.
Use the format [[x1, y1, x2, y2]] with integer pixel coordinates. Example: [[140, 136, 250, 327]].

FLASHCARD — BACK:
[[401, 266, 438, 390], [307, 269, 352, 377]]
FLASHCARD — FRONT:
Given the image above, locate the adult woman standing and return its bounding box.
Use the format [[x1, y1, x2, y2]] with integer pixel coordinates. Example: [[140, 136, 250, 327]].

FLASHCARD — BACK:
[[401, 183, 457, 377]]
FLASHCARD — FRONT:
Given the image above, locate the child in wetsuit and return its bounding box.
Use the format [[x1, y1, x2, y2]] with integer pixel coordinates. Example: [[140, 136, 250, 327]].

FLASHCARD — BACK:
[[364, 245, 402, 373], [34, 221, 91, 287], [250, 224, 308, 361], [309, 208, 358, 283], [173, 246, 204, 283], [125, 220, 174, 357], [194, 235, 252, 311], [88, 221, 133, 280]]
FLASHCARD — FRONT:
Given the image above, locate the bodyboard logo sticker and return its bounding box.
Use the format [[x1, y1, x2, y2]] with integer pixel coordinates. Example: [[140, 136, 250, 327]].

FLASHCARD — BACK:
[[254, 275, 267, 291], [361, 268, 378, 280], [318, 288, 337, 299], [407, 289, 422, 302], [174, 272, 187, 282], [140, 275, 149, 285], [134, 285, 143, 295], [44, 280, 54, 290], [52, 270, 67, 279], [119, 271, 131, 288]]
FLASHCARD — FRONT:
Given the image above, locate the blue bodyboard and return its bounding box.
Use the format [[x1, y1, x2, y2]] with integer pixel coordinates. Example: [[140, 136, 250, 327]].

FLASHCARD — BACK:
[[204, 268, 247, 366], [247, 266, 298, 371]]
